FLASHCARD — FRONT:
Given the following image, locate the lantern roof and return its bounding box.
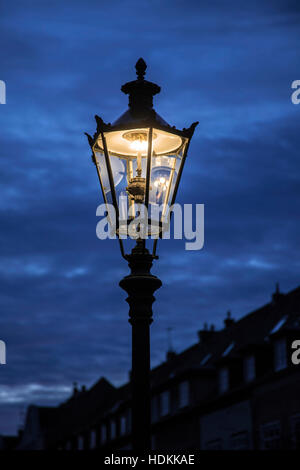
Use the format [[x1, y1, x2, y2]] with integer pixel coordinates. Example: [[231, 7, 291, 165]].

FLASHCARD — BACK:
[[85, 59, 198, 149], [113, 58, 170, 128]]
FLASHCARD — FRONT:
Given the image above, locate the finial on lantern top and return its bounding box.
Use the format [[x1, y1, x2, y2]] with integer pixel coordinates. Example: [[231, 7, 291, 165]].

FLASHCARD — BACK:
[[119, 58, 161, 120], [135, 58, 147, 80]]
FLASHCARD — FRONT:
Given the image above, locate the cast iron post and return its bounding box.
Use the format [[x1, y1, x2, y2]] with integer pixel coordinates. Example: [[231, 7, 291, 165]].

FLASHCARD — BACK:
[[119, 240, 162, 452]]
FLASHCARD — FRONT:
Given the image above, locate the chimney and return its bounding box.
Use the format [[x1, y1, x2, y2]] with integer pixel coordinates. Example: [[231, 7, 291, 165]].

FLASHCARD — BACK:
[[272, 283, 284, 304], [165, 327, 176, 361], [224, 311, 235, 328], [198, 323, 216, 342], [72, 382, 78, 397], [166, 350, 176, 361]]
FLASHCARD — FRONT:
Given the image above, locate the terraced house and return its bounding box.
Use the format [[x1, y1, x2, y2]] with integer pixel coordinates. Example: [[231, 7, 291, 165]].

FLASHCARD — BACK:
[[17, 284, 300, 450]]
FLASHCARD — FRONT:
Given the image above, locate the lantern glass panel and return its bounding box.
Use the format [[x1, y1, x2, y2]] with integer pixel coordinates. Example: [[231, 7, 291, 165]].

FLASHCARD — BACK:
[[94, 150, 115, 206], [149, 134, 188, 235], [94, 127, 188, 237], [98, 128, 151, 236]]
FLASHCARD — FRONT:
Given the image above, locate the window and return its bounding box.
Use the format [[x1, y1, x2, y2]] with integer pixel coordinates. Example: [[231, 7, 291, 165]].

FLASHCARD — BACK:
[[78, 435, 84, 450], [230, 431, 249, 450], [178, 381, 189, 408], [261, 421, 281, 449], [274, 338, 287, 371], [100, 424, 107, 444], [151, 396, 158, 423], [200, 353, 212, 366], [90, 430, 97, 449], [110, 420, 116, 440], [219, 367, 229, 393], [128, 409, 132, 432], [206, 439, 222, 450], [291, 414, 300, 449], [120, 414, 127, 436], [222, 342, 235, 357], [269, 316, 287, 334], [160, 391, 170, 416], [244, 355, 255, 382]]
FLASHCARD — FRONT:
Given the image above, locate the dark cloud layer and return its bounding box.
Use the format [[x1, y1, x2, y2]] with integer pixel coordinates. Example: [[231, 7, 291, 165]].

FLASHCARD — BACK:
[[0, 0, 300, 435]]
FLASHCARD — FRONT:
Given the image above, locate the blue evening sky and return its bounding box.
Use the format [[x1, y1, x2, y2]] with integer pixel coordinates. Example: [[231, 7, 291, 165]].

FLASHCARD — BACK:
[[0, 0, 300, 434]]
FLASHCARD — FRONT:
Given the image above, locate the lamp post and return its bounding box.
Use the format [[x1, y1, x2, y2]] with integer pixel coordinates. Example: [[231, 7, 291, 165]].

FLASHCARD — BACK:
[[86, 58, 198, 452]]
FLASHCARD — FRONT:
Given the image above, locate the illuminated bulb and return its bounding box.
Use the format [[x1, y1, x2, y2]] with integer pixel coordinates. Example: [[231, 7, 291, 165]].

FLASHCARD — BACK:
[[130, 139, 148, 152], [153, 177, 169, 192]]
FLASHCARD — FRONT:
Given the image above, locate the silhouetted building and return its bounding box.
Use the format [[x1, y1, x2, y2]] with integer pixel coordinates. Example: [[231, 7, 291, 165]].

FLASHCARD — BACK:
[[0, 434, 20, 450], [17, 284, 300, 450]]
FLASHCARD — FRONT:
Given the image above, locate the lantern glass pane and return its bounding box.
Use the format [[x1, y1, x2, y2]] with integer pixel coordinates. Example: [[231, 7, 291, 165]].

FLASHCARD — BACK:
[[149, 134, 188, 234], [97, 129, 151, 236], [94, 150, 115, 206], [94, 128, 188, 238]]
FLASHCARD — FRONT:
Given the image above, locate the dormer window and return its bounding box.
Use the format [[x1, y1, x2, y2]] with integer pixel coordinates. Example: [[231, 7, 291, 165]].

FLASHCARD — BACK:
[[100, 424, 107, 444], [178, 381, 189, 408], [200, 353, 212, 366], [222, 342, 235, 357], [270, 316, 287, 335], [90, 430, 97, 449], [120, 414, 127, 436], [219, 367, 229, 393], [274, 338, 287, 371], [160, 390, 170, 416], [110, 419, 116, 440], [78, 435, 84, 450], [244, 355, 255, 382]]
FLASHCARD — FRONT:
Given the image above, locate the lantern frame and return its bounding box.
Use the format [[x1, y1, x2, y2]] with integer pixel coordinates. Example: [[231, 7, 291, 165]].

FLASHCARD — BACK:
[[85, 59, 198, 258]]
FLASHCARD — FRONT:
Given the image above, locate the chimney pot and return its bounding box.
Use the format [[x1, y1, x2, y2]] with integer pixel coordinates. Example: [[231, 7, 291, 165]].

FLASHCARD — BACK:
[[224, 311, 235, 328], [166, 350, 176, 361], [272, 283, 284, 304], [198, 323, 216, 342]]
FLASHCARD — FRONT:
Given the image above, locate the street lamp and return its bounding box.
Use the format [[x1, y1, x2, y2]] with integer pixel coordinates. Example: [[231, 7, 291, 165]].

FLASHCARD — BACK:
[[86, 58, 198, 452]]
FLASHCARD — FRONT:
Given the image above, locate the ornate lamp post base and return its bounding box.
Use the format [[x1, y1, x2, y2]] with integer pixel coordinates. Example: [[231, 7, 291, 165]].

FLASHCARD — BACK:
[[119, 240, 162, 452]]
